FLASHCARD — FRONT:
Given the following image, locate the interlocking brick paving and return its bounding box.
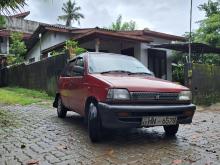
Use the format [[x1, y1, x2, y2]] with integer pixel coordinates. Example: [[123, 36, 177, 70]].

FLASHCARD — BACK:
[[0, 104, 219, 165]]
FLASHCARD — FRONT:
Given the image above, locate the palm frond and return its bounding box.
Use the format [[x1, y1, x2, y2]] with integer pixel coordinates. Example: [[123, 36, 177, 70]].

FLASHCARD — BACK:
[[0, 0, 27, 15], [58, 15, 69, 20], [73, 6, 81, 12]]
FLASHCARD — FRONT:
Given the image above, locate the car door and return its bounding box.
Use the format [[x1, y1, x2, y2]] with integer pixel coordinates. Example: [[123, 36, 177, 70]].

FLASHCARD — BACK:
[[59, 60, 76, 109], [68, 57, 87, 115]]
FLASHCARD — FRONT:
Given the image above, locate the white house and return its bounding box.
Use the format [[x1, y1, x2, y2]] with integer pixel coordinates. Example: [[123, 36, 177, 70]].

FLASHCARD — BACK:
[[0, 11, 39, 56], [0, 11, 40, 68], [26, 24, 186, 81]]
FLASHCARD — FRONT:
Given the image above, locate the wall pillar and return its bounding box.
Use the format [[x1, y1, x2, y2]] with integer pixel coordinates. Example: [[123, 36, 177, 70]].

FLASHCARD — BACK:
[[166, 50, 172, 81], [95, 38, 100, 52], [140, 43, 150, 68], [6, 37, 9, 55]]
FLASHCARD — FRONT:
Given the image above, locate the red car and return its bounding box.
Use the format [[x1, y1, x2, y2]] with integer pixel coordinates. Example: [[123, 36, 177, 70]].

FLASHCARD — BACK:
[[53, 52, 196, 142]]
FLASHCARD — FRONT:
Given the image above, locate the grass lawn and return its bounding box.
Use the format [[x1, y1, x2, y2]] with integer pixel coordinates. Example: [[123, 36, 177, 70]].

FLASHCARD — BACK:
[[0, 87, 53, 106]]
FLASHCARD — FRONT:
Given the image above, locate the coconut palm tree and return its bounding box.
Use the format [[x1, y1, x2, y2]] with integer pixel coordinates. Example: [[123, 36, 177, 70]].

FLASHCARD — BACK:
[[58, 0, 84, 27]]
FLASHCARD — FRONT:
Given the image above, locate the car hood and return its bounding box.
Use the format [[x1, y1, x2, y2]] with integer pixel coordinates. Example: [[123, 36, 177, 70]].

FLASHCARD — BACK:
[[92, 74, 189, 92]]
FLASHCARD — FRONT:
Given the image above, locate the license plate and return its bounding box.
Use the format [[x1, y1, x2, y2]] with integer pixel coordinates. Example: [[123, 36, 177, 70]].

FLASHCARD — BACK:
[[141, 116, 177, 126]]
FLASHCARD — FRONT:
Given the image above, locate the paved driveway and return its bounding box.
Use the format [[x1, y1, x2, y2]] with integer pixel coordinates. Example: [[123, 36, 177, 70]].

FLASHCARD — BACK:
[[0, 104, 219, 165]]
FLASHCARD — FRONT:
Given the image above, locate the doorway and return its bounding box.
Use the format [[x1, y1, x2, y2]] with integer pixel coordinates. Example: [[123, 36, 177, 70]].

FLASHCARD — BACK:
[[148, 49, 167, 79]]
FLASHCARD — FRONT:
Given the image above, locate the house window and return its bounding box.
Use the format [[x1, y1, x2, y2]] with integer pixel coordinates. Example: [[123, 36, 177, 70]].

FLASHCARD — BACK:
[[29, 57, 35, 63]]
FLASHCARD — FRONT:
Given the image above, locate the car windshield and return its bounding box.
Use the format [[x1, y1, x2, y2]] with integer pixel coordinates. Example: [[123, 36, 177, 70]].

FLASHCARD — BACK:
[[88, 53, 152, 75]]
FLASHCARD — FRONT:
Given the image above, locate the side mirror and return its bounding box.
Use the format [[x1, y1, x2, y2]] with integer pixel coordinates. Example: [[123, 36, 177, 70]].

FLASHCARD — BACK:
[[73, 66, 84, 76]]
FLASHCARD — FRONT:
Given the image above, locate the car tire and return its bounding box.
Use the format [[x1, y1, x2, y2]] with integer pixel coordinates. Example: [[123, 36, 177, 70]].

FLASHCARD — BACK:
[[88, 102, 102, 142], [57, 96, 67, 118], [163, 124, 179, 136]]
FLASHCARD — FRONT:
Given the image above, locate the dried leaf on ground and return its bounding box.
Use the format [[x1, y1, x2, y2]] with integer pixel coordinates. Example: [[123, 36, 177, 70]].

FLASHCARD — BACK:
[[106, 148, 114, 156], [26, 159, 39, 165], [172, 159, 182, 164]]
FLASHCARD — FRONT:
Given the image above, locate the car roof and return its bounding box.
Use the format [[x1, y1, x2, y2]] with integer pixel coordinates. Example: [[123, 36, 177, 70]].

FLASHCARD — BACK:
[[87, 52, 135, 59], [68, 52, 134, 63]]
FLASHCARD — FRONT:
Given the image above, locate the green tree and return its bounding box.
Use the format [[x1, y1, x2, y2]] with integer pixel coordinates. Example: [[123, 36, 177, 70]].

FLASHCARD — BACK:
[[58, 0, 84, 27], [64, 39, 86, 56], [198, 0, 220, 17], [171, 0, 220, 83], [0, 16, 5, 29], [110, 15, 137, 31], [9, 32, 27, 64], [195, 0, 220, 46]]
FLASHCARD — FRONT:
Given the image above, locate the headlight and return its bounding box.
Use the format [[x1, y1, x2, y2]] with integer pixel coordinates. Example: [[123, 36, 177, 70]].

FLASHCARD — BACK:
[[178, 91, 192, 101], [107, 89, 130, 101]]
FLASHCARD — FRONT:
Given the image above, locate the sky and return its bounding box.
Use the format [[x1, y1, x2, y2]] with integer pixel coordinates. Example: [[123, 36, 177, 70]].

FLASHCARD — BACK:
[[23, 0, 209, 36]]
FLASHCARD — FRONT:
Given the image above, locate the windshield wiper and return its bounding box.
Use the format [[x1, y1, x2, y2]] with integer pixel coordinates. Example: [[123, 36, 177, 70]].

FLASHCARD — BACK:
[[128, 72, 152, 76], [100, 70, 132, 74]]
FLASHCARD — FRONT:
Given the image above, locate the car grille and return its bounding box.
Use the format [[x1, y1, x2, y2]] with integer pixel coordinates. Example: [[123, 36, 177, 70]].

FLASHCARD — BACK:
[[130, 92, 179, 101]]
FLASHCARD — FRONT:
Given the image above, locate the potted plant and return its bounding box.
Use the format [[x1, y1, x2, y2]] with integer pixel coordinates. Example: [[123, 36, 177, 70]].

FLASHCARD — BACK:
[[64, 40, 86, 59]]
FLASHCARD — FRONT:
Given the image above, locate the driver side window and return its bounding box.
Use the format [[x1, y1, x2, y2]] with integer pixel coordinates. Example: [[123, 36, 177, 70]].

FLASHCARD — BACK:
[[61, 60, 76, 77], [61, 58, 84, 77], [67, 61, 77, 77], [75, 58, 84, 67]]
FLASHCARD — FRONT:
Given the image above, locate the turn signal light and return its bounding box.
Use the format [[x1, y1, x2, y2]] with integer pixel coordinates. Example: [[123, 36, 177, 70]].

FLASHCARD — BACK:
[[117, 112, 130, 117], [183, 110, 194, 117]]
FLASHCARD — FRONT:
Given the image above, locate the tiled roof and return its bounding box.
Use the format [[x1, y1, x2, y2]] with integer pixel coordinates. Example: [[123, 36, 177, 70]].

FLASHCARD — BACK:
[[9, 11, 30, 19], [40, 23, 77, 31], [26, 23, 80, 51], [143, 30, 186, 41], [27, 24, 186, 52], [0, 30, 31, 39], [153, 43, 220, 54], [118, 29, 186, 41]]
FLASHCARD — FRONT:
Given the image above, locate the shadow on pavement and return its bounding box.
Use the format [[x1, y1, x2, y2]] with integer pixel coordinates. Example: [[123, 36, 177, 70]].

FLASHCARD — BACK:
[[54, 112, 179, 146]]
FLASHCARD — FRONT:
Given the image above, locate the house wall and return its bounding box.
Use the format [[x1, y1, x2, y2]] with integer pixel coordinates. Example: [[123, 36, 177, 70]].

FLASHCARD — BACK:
[[5, 17, 39, 34], [151, 37, 172, 45], [0, 17, 39, 56], [26, 32, 72, 62]]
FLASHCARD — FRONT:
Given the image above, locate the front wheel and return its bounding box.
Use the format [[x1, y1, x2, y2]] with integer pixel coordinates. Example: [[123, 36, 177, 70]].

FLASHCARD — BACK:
[[88, 102, 102, 142], [57, 97, 67, 118], [163, 124, 179, 136]]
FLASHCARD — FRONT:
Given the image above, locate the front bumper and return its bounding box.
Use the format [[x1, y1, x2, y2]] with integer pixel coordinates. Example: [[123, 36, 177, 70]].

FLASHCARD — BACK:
[[98, 103, 196, 129]]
